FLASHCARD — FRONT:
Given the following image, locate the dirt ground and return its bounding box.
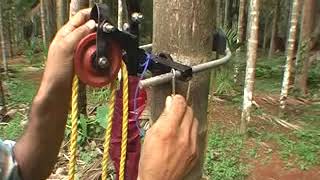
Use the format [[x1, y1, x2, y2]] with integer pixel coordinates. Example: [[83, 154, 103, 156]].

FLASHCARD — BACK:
[[7, 56, 320, 179], [208, 94, 320, 180]]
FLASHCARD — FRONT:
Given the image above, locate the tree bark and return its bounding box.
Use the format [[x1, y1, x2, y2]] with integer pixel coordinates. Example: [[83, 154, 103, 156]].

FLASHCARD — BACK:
[[237, 0, 246, 45], [295, 0, 316, 96], [240, 0, 260, 134], [279, 0, 300, 111], [0, 5, 8, 73], [70, 0, 90, 116], [268, 1, 280, 57], [57, 0, 68, 29], [152, 0, 214, 179], [40, 0, 48, 47], [216, 0, 222, 28], [224, 0, 230, 28], [262, 16, 270, 51]]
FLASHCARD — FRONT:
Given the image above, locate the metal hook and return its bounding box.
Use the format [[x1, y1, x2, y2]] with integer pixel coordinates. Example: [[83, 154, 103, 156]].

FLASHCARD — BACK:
[[171, 69, 176, 96]]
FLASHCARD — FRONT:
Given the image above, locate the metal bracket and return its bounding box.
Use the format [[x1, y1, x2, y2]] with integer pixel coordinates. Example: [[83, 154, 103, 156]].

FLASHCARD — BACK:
[[150, 53, 193, 81]]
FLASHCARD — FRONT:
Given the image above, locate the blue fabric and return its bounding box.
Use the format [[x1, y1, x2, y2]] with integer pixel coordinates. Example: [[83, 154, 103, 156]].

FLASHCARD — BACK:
[[0, 139, 21, 180]]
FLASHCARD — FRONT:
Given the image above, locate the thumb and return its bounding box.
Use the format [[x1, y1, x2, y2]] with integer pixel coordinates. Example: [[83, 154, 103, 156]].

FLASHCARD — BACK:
[[64, 20, 96, 47]]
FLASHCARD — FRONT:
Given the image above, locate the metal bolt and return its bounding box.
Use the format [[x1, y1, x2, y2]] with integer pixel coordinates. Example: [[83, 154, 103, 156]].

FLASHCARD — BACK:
[[131, 12, 144, 23], [102, 23, 116, 33], [98, 57, 109, 69]]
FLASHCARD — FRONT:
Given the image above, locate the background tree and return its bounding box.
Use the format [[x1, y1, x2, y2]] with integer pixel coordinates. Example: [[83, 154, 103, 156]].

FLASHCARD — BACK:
[[40, 0, 48, 48], [56, 0, 68, 30], [268, 0, 280, 57], [237, 0, 247, 46], [151, 0, 214, 179], [0, 5, 8, 73], [295, 0, 317, 96], [240, 0, 261, 134], [279, 0, 301, 111], [70, 0, 89, 117]]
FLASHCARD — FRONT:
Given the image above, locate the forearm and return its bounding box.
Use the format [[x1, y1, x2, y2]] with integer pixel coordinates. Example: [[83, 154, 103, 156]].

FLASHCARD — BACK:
[[14, 77, 72, 180]]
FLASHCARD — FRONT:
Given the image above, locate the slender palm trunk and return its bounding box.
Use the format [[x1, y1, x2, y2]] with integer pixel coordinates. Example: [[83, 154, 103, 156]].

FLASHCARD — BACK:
[[279, 0, 301, 111], [0, 6, 8, 73], [57, 0, 67, 29], [268, 1, 280, 57], [216, 0, 222, 28], [70, 0, 89, 116], [240, 0, 261, 134], [224, 0, 230, 28], [40, 0, 47, 47], [237, 0, 246, 44], [295, 0, 316, 96]]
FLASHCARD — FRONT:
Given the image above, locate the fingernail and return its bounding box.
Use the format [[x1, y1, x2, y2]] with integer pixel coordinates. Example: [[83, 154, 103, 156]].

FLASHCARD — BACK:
[[165, 96, 173, 108], [86, 20, 96, 30]]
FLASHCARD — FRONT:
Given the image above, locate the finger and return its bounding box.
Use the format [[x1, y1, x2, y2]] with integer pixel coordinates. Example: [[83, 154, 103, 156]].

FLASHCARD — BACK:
[[190, 118, 199, 161], [63, 20, 96, 48], [157, 95, 187, 129], [57, 8, 92, 38], [179, 107, 194, 136]]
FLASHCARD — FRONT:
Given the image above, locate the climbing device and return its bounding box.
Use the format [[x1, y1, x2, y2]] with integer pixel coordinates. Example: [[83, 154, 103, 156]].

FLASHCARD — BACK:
[[67, 2, 231, 180]]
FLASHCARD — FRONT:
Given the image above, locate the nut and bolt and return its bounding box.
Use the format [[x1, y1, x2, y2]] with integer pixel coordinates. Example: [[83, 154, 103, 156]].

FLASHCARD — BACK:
[[97, 57, 110, 69], [102, 23, 116, 33], [131, 12, 144, 23]]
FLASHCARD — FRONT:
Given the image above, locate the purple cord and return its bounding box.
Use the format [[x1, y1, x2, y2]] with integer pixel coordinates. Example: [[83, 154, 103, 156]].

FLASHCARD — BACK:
[[134, 53, 151, 137]]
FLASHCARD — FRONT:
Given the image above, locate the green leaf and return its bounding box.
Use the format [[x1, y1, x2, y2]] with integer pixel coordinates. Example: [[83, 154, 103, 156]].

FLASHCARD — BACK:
[[96, 106, 109, 128]]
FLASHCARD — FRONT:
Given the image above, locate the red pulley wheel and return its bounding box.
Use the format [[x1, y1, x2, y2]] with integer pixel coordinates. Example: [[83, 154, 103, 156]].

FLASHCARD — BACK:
[[74, 32, 122, 87]]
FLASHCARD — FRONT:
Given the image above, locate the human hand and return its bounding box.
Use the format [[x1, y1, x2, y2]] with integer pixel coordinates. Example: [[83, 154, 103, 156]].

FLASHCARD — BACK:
[[138, 95, 199, 180], [40, 9, 95, 89]]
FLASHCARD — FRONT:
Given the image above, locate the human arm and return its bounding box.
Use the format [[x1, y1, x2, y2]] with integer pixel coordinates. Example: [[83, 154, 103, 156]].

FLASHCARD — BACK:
[[13, 9, 95, 180], [138, 95, 199, 180]]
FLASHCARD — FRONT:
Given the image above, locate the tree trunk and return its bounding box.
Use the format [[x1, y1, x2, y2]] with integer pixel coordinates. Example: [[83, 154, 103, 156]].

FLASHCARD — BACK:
[[152, 0, 214, 179], [70, 0, 89, 117], [240, 0, 260, 134], [237, 0, 246, 45], [0, 6, 8, 73], [47, 0, 57, 42], [40, 0, 48, 47], [262, 16, 270, 51], [216, 0, 222, 28], [268, 1, 280, 57], [224, 0, 230, 28], [118, 0, 124, 30], [295, 0, 316, 96], [279, 0, 300, 111], [57, 0, 68, 29]]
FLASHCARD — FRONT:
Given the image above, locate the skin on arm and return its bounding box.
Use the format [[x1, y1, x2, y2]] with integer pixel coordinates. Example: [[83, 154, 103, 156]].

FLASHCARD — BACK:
[[13, 9, 95, 180], [138, 95, 199, 180]]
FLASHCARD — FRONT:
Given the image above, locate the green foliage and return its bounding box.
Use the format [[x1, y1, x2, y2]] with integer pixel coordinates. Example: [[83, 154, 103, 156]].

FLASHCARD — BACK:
[[214, 67, 234, 95], [6, 78, 37, 104], [96, 106, 109, 129], [205, 126, 248, 180], [223, 28, 243, 52], [0, 114, 23, 140], [276, 130, 320, 170], [87, 88, 110, 106], [65, 104, 110, 145]]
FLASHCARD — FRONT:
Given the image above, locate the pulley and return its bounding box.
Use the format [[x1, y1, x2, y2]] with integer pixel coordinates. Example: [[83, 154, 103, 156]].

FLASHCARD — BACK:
[[74, 32, 122, 87]]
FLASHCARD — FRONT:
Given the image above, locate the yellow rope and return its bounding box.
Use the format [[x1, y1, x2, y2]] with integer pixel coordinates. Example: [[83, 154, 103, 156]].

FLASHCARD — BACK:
[[68, 75, 79, 180], [101, 80, 117, 180], [68, 61, 129, 180], [119, 61, 129, 180]]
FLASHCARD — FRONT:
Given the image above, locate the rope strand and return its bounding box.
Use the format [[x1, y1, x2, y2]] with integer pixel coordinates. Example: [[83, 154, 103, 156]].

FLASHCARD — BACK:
[[101, 81, 117, 180], [68, 75, 79, 180], [119, 61, 129, 180]]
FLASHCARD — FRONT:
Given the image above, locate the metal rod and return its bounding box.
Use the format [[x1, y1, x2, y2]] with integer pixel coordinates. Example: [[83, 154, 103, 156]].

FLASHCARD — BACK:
[[139, 43, 152, 50], [139, 47, 232, 88]]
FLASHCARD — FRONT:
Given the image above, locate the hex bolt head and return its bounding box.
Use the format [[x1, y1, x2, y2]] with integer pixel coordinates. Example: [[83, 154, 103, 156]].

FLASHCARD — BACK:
[[98, 57, 110, 69], [102, 23, 116, 33], [131, 12, 144, 23]]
